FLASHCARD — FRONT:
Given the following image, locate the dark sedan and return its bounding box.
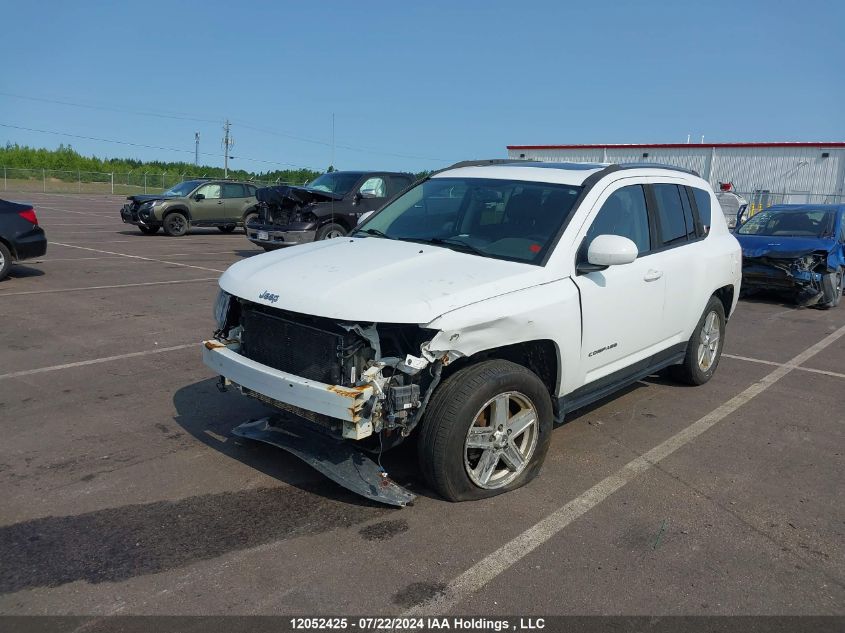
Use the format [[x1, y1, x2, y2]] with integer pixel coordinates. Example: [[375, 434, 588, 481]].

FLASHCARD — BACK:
[[0, 198, 47, 281], [735, 204, 845, 308]]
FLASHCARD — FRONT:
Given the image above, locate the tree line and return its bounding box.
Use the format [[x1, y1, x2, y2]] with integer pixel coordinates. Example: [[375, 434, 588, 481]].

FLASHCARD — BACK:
[[1, 143, 431, 183]]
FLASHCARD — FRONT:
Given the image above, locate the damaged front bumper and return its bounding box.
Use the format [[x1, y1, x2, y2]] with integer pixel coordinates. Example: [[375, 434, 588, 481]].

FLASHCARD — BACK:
[[742, 253, 829, 304], [246, 223, 316, 249], [203, 339, 375, 439]]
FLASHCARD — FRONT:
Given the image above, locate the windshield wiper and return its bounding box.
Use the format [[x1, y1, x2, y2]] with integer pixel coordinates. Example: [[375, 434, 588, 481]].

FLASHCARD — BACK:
[[402, 237, 490, 257], [352, 228, 394, 239]]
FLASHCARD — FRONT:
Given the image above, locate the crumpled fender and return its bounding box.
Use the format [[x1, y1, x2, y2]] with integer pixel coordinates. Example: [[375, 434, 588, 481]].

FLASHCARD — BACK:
[[422, 278, 581, 395]]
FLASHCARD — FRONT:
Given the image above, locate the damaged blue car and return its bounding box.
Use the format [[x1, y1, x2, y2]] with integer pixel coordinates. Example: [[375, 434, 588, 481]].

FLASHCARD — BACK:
[[735, 204, 845, 308]]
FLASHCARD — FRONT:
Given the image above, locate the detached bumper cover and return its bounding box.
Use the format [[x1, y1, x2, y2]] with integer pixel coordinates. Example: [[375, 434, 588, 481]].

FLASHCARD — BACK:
[[202, 339, 373, 423], [232, 417, 415, 507]]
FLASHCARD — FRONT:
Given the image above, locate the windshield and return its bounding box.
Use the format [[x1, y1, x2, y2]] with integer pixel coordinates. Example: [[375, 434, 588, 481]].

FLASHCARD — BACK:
[[163, 180, 206, 197], [737, 209, 834, 238], [305, 172, 362, 195], [354, 177, 583, 264]]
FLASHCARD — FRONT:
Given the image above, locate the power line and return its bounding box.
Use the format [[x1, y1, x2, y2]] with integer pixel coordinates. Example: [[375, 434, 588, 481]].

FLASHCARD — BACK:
[[0, 91, 220, 124], [1, 90, 450, 163], [0, 122, 320, 171]]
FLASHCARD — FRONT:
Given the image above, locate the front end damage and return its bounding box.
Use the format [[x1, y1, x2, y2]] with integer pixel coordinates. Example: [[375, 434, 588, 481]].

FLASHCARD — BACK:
[[246, 186, 340, 249], [202, 291, 459, 505], [742, 250, 835, 306]]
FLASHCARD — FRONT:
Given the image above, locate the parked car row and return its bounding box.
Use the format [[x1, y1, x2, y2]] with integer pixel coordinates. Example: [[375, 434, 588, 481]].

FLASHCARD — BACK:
[[119, 171, 414, 248]]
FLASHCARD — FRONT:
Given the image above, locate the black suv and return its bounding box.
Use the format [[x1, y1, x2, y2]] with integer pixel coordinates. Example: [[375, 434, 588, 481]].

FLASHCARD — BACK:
[[247, 171, 413, 250]]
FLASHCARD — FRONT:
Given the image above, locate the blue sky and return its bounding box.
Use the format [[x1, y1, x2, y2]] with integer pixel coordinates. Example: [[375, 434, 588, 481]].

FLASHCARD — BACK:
[[2, 0, 844, 173]]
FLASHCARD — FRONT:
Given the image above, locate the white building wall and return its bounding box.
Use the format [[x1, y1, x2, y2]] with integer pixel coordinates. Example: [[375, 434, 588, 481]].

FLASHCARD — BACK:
[[507, 145, 845, 203]]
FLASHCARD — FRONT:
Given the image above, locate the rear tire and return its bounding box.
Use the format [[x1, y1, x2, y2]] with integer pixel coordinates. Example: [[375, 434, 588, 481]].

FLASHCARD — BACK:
[[163, 212, 189, 237], [218, 225, 236, 233], [0, 242, 11, 281], [818, 268, 843, 309], [669, 296, 726, 386], [315, 223, 346, 241], [417, 359, 553, 501], [138, 225, 160, 235]]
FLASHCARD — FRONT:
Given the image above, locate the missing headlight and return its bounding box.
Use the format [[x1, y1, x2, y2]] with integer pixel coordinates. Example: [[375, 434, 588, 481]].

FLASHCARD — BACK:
[[213, 289, 231, 333]]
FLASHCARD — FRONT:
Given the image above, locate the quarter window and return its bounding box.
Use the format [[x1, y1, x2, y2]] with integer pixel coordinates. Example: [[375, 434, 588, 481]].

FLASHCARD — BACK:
[[653, 184, 688, 246], [583, 185, 650, 255], [691, 188, 712, 236]]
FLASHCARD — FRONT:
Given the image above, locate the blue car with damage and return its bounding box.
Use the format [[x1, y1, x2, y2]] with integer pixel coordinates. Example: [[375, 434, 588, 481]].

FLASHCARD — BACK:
[[735, 204, 845, 308]]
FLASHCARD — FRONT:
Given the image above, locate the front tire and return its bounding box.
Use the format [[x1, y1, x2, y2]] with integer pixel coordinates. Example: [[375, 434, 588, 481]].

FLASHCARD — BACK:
[[669, 296, 726, 385], [243, 212, 259, 233], [163, 212, 189, 237], [315, 223, 346, 241], [818, 268, 843, 309], [417, 359, 553, 501]]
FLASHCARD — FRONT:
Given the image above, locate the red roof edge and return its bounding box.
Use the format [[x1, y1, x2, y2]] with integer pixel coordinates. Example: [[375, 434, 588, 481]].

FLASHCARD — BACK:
[[507, 142, 845, 150]]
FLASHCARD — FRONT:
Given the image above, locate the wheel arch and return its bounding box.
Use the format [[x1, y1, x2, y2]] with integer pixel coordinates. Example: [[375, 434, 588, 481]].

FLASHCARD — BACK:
[[162, 205, 191, 221], [713, 284, 735, 319], [441, 339, 560, 402], [0, 236, 17, 260]]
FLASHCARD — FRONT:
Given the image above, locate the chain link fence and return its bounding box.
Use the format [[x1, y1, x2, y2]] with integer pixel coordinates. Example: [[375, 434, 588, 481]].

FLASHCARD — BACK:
[[1, 167, 294, 195], [736, 190, 845, 216]]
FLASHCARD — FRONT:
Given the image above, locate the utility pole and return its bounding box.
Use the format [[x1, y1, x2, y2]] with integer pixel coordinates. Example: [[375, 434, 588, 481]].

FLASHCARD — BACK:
[[194, 132, 200, 166], [222, 120, 234, 178]]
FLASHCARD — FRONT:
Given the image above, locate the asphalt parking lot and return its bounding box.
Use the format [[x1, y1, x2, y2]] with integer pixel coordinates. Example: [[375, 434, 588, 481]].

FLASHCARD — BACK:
[[0, 191, 843, 617]]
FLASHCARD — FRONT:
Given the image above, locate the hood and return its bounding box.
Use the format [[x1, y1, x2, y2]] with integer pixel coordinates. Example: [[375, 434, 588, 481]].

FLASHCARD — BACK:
[[735, 233, 837, 258], [256, 185, 342, 207], [127, 194, 176, 204], [219, 237, 559, 324]]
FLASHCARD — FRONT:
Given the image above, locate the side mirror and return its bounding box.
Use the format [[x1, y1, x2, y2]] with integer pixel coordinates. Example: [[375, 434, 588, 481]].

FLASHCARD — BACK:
[[578, 234, 638, 273], [194, 193, 205, 201], [352, 191, 363, 206]]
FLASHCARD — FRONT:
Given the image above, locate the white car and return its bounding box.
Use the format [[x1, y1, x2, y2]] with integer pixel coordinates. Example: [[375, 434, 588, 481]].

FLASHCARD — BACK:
[[204, 161, 741, 503]]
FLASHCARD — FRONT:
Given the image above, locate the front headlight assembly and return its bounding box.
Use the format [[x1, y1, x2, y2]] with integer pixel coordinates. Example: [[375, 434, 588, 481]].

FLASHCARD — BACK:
[[213, 289, 231, 332]]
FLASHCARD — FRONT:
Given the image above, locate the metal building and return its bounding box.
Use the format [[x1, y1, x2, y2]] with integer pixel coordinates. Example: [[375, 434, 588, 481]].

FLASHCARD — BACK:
[[506, 142, 845, 206]]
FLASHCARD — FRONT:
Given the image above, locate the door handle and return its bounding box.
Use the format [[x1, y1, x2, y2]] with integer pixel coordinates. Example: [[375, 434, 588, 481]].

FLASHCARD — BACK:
[[644, 269, 663, 282]]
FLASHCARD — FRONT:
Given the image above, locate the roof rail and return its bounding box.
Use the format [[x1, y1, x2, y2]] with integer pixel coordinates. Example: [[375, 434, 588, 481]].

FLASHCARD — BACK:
[[610, 162, 700, 177]]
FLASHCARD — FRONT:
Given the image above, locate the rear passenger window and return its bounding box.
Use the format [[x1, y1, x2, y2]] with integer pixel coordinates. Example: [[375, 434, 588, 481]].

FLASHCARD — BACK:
[[222, 183, 246, 198], [653, 184, 688, 246], [583, 185, 651, 255], [691, 188, 712, 236]]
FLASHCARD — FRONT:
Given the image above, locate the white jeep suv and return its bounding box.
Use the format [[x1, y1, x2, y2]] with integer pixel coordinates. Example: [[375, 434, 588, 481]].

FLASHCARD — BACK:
[[204, 161, 741, 503]]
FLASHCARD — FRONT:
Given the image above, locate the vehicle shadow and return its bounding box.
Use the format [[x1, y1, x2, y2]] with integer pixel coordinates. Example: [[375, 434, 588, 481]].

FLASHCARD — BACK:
[[116, 229, 235, 237], [739, 290, 802, 309], [171, 378, 421, 506], [3, 265, 45, 281]]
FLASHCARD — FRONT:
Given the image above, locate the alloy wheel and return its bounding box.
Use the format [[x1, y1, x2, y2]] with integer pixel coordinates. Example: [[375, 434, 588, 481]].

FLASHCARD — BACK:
[[464, 391, 539, 489], [697, 310, 721, 371]]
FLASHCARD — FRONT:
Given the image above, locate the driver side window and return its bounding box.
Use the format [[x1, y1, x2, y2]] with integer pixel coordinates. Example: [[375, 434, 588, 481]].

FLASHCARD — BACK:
[[195, 183, 221, 199], [582, 185, 651, 257], [359, 177, 387, 198]]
